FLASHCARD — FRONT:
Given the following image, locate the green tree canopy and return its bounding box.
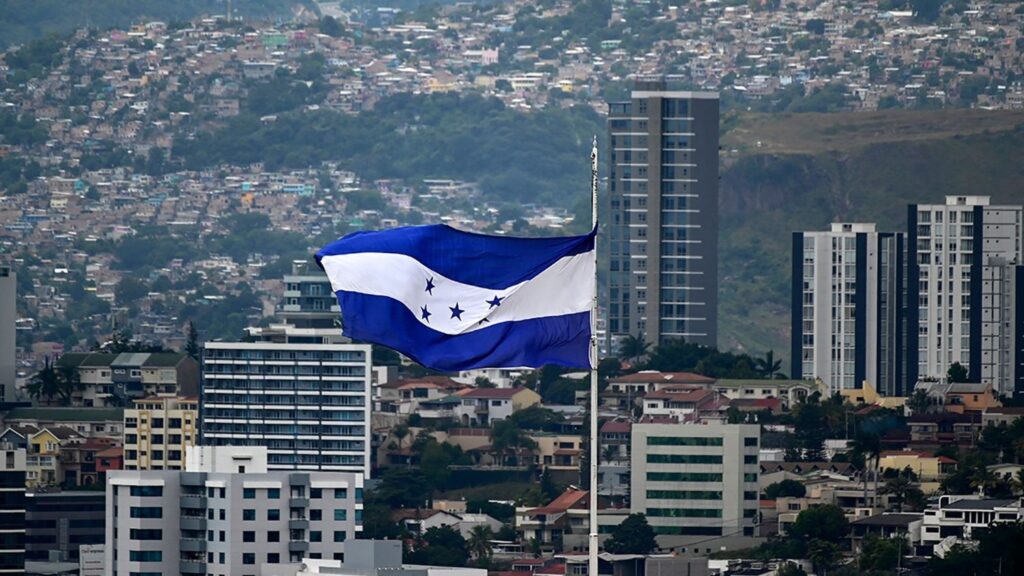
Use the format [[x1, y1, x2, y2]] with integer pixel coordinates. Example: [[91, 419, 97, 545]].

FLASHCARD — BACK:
[[790, 504, 849, 543], [604, 513, 658, 554]]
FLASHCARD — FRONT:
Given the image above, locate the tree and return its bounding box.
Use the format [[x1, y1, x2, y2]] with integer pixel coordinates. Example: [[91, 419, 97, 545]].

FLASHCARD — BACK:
[[318, 16, 345, 37], [906, 388, 931, 415], [374, 467, 429, 508], [27, 358, 82, 406], [776, 563, 807, 576], [807, 539, 841, 575], [912, 0, 947, 23], [858, 535, 902, 571], [407, 526, 469, 567], [184, 320, 200, 361], [619, 334, 651, 366], [466, 525, 494, 563], [755, 349, 786, 380], [850, 432, 882, 508], [881, 470, 922, 512], [490, 419, 537, 466], [764, 479, 807, 499], [947, 362, 969, 383], [604, 513, 658, 554], [969, 465, 998, 496], [790, 505, 849, 543]]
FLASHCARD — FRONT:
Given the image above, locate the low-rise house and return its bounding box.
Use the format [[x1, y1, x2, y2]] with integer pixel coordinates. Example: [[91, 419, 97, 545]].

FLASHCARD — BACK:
[[392, 508, 461, 534], [982, 406, 1024, 427], [516, 489, 590, 553], [878, 450, 957, 492], [849, 513, 924, 553], [641, 387, 716, 420], [1, 407, 123, 440], [54, 352, 198, 407], [921, 495, 1024, 553], [714, 379, 823, 409], [453, 387, 541, 426], [907, 413, 982, 446], [916, 381, 1002, 413]]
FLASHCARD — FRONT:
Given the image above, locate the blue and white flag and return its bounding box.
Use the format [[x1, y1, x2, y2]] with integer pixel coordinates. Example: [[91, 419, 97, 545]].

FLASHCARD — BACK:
[[315, 224, 595, 371]]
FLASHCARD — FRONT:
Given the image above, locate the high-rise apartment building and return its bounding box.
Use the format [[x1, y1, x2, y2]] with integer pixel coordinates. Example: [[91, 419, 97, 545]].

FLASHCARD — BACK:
[[25, 492, 105, 563], [200, 342, 372, 476], [0, 446, 25, 575], [105, 446, 363, 576], [791, 224, 906, 395], [123, 396, 199, 470], [908, 196, 1023, 395], [630, 423, 759, 539], [0, 267, 15, 404], [607, 80, 720, 349]]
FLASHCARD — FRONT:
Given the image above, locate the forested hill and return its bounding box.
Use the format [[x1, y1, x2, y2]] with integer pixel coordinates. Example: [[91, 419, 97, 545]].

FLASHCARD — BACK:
[[0, 0, 310, 48]]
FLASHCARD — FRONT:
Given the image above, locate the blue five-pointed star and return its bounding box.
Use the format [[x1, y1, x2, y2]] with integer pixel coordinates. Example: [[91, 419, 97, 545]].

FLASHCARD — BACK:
[[425, 277, 435, 294], [449, 303, 464, 320], [487, 295, 503, 308], [420, 305, 431, 322]]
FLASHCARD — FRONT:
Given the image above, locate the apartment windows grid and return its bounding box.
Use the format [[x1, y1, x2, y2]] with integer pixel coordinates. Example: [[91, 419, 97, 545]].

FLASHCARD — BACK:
[[200, 342, 372, 477], [607, 80, 719, 351]]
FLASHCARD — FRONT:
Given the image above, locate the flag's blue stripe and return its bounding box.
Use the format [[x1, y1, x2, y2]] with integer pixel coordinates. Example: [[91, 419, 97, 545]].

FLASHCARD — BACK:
[[335, 291, 590, 371], [316, 224, 595, 291]]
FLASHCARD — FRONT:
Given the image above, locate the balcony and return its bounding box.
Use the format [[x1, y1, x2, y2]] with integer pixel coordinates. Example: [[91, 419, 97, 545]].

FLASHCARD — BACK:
[[289, 519, 309, 530], [180, 539, 207, 553], [180, 560, 206, 574], [180, 517, 207, 531], [289, 497, 309, 508], [180, 494, 207, 509], [288, 541, 309, 553]]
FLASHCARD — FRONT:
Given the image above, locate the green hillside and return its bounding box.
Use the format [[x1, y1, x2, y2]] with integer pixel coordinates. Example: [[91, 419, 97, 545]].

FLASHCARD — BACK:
[[718, 109, 1024, 365]]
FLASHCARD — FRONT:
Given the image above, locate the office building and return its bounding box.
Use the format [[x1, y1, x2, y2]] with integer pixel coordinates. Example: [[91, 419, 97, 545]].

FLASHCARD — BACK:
[[907, 196, 1023, 395], [0, 446, 25, 575], [25, 491, 105, 562], [201, 342, 372, 476], [630, 423, 759, 538], [105, 446, 363, 576], [607, 79, 720, 349], [791, 223, 906, 395], [123, 396, 199, 470], [0, 268, 13, 404]]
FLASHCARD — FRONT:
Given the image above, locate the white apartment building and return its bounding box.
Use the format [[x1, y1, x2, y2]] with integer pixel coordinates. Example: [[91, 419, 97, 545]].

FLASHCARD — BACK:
[[201, 342, 372, 477], [631, 423, 760, 539], [792, 223, 906, 395], [908, 196, 1023, 396], [921, 495, 1024, 551], [105, 446, 364, 576], [123, 396, 199, 470]]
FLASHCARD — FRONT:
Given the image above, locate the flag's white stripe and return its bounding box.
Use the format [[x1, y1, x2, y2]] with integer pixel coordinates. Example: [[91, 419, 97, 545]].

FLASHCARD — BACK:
[[319, 251, 594, 336]]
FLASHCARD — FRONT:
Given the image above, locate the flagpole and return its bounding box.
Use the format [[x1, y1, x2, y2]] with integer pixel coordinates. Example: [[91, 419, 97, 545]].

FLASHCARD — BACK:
[[588, 135, 599, 576]]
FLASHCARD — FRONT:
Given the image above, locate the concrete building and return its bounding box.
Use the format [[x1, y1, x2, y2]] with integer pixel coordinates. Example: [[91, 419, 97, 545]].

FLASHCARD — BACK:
[[0, 446, 24, 575], [920, 495, 1024, 552], [25, 491, 105, 562], [54, 352, 199, 407], [264, 540, 486, 576], [791, 223, 906, 395], [630, 423, 760, 539], [607, 79, 720, 349], [105, 446, 364, 576], [0, 268, 14, 404], [907, 196, 1023, 396], [123, 396, 198, 470], [200, 342, 372, 476]]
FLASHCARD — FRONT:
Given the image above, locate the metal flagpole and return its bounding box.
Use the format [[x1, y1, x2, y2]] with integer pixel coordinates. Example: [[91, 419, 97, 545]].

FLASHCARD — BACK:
[[588, 136, 599, 576]]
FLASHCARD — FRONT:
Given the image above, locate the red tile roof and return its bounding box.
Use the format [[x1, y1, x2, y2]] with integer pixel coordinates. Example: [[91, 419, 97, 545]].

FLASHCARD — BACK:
[[527, 489, 588, 516], [600, 420, 631, 434]]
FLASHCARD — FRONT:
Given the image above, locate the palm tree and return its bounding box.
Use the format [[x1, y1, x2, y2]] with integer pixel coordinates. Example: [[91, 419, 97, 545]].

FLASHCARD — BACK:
[[851, 432, 882, 508], [881, 473, 914, 512], [1012, 469, 1024, 496], [467, 525, 494, 563], [27, 358, 82, 406], [969, 465, 997, 496], [602, 444, 618, 463], [755, 350, 786, 380], [618, 334, 651, 366]]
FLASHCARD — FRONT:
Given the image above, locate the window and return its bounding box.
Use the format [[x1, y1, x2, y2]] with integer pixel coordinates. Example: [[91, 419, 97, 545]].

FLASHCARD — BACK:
[[128, 551, 162, 562], [744, 437, 759, 447], [647, 454, 722, 464], [243, 531, 255, 542], [129, 486, 162, 497], [310, 488, 323, 499], [243, 509, 256, 521], [744, 491, 758, 500], [129, 507, 162, 519], [334, 531, 347, 542], [129, 529, 162, 540], [311, 509, 322, 521], [647, 437, 723, 447], [744, 455, 758, 464], [334, 488, 347, 499], [268, 509, 280, 521], [647, 472, 722, 482], [268, 488, 281, 499], [310, 530, 322, 542], [646, 508, 722, 518], [334, 509, 347, 521], [243, 488, 256, 499], [267, 531, 280, 543], [243, 553, 256, 565], [646, 490, 722, 500], [267, 553, 280, 564], [743, 473, 758, 482]]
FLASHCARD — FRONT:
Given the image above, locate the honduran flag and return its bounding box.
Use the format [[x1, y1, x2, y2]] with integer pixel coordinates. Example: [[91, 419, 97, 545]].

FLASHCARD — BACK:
[[315, 225, 595, 372]]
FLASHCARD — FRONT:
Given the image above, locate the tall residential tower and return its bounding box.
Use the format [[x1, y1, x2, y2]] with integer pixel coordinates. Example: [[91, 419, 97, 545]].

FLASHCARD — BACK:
[[607, 80, 719, 350], [791, 224, 906, 395]]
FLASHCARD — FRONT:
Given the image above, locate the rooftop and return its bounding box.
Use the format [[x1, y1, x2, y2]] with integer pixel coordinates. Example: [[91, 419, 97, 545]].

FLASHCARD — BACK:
[[5, 407, 124, 422]]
